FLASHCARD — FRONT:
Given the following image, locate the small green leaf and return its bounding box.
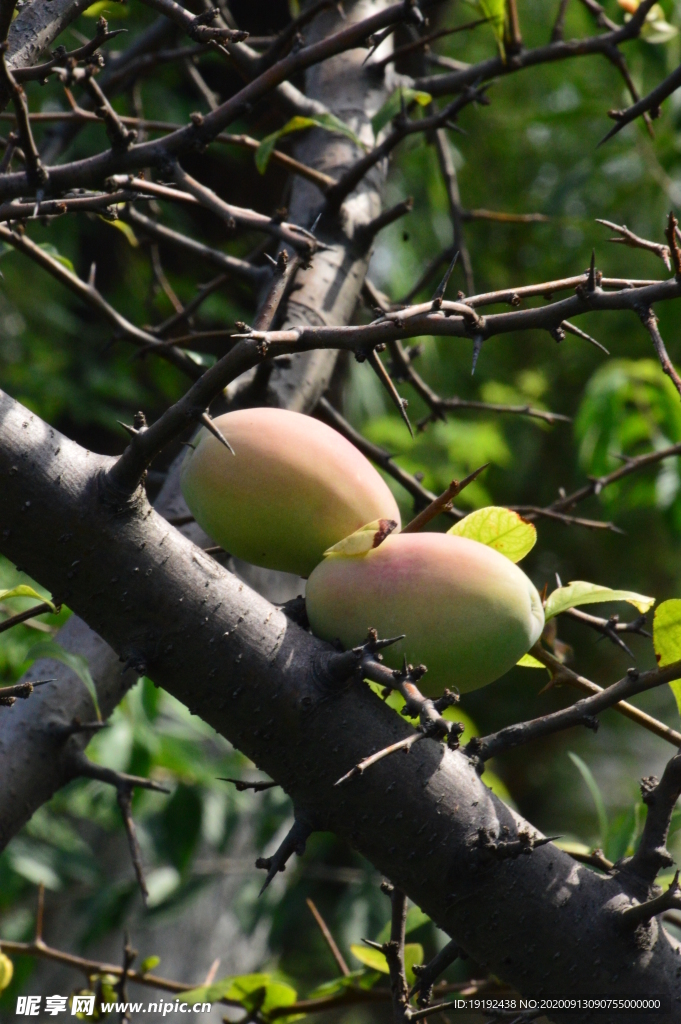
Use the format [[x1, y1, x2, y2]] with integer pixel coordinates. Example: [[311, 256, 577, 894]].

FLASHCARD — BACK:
[[350, 944, 389, 974], [306, 971, 367, 999], [516, 653, 545, 668], [140, 956, 160, 974], [83, 0, 129, 17], [101, 216, 138, 247], [403, 944, 424, 986], [26, 640, 101, 720], [0, 585, 55, 611], [180, 973, 298, 1017], [256, 113, 364, 174], [653, 599, 681, 714], [37, 242, 75, 273], [568, 752, 608, 850], [476, 0, 506, 50], [371, 88, 432, 137], [447, 506, 536, 562], [544, 581, 654, 621]]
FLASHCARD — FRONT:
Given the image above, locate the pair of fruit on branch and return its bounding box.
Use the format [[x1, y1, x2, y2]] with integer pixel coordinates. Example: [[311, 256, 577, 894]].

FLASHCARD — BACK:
[[180, 406, 545, 697]]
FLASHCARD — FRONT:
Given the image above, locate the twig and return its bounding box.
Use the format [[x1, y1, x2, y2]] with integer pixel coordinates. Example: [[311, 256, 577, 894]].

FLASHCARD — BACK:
[[562, 605, 650, 657], [600, 62, 681, 146], [315, 397, 455, 515], [566, 848, 614, 873], [12, 19, 126, 84], [551, 0, 571, 42], [523, 643, 681, 747], [0, 223, 201, 379], [638, 306, 681, 398], [335, 733, 425, 786], [0, 601, 56, 634], [306, 898, 351, 976], [433, 128, 474, 294], [597, 218, 671, 270], [0, 679, 55, 706], [411, 940, 461, 1007], [136, 0, 248, 44], [123, 206, 266, 284], [171, 159, 317, 251], [68, 752, 170, 902], [0, 42, 46, 190], [466, 656, 681, 762], [401, 467, 489, 533], [366, 347, 414, 436]]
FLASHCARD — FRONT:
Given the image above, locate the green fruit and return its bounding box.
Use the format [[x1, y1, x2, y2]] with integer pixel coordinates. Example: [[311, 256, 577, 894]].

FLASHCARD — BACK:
[[180, 408, 401, 577], [306, 531, 544, 695]]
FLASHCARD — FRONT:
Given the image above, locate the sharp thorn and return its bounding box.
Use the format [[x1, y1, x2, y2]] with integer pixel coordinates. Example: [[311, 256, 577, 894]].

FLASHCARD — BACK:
[[367, 348, 414, 437], [471, 335, 483, 375], [431, 250, 459, 309], [117, 420, 139, 437], [198, 412, 235, 454]]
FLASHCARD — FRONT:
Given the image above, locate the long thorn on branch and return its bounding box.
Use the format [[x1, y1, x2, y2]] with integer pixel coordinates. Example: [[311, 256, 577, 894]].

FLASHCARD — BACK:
[[217, 777, 277, 792], [365, 347, 414, 437], [620, 870, 681, 927]]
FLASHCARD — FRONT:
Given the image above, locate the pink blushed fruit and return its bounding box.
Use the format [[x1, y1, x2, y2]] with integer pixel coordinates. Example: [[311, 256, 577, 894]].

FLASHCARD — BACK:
[[306, 532, 544, 695], [180, 407, 401, 577]]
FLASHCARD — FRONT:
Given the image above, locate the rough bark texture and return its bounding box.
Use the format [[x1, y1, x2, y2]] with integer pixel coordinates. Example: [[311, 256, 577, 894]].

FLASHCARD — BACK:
[[1, 393, 681, 1023]]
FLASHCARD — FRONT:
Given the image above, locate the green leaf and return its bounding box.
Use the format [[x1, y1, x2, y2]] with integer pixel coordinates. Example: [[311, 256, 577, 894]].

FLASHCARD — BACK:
[[26, 640, 101, 720], [0, 585, 55, 611], [640, 4, 678, 43], [101, 217, 138, 247], [476, 0, 506, 50], [349, 943, 423, 985], [653, 599, 681, 713], [83, 0, 129, 17], [306, 971, 367, 999], [256, 113, 363, 174], [376, 906, 430, 943], [447, 506, 536, 562], [140, 955, 160, 974], [371, 88, 432, 137], [180, 973, 298, 1017], [544, 581, 654, 621], [403, 943, 424, 986], [37, 242, 75, 273], [516, 653, 546, 668], [350, 944, 389, 974], [568, 752, 608, 850]]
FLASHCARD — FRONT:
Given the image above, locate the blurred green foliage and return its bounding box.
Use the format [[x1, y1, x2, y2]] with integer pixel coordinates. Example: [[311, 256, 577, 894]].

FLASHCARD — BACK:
[[4, 0, 681, 1014]]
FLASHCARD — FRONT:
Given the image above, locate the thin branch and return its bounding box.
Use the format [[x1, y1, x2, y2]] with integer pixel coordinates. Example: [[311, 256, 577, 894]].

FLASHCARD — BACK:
[[551, 0, 571, 42], [0, 679, 54, 707], [171, 159, 318, 251], [217, 777, 277, 792], [523, 643, 681, 748], [306, 898, 351, 977], [638, 306, 681, 398], [123, 205, 267, 284], [562, 605, 650, 657], [401, 467, 488, 533], [0, 601, 56, 634], [411, 940, 461, 1007], [0, 41, 46, 190], [600, 61, 681, 146], [467, 656, 681, 762], [315, 397, 455, 515], [433, 127, 474, 294], [597, 218, 671, 270], [373, 18, 489, 71], [0, 223, 201, 378], [325, 86, 488, 212], [13, 18, 126, 83], [136, 0, 248, 44]]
